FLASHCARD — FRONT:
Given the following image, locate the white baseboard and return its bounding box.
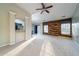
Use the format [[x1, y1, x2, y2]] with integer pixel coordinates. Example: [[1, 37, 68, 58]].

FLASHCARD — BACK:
[[9, 41, 15, 45], [0, 43, 9, 47], [0, 41, 16, 47]]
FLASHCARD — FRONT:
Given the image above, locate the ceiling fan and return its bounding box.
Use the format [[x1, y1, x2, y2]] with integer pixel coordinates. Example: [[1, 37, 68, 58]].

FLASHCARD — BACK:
[[36, 3, 53, 14]]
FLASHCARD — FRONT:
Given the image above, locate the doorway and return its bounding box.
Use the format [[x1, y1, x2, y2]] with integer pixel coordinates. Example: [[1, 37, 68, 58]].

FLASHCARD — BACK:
[[9, 11, 26, 45], [15, 19, 25, 43]]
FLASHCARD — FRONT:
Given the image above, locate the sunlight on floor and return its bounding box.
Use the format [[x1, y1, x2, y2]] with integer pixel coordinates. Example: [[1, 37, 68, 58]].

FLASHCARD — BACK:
[[3, 37, 36, 56], [40, 40, 55, 56]]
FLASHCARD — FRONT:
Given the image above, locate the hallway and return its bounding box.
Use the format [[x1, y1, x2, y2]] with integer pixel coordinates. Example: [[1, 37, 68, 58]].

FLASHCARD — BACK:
[[0, 35, 79, 56]]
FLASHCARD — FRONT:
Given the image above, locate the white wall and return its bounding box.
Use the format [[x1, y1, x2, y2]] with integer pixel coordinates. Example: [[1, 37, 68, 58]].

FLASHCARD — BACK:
[[40, 22, 43, 35], [37, 26, 41, 34], [37, 21, 43, 35], [15, 32, 25, 43], [25, 17, 32, 40], [0, 3, 30, 47], [72, 4, 79, 44]]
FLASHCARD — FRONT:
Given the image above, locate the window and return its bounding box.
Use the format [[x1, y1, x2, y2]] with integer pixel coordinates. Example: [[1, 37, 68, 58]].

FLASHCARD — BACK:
[[61, 23, 70, 35], [44, 25, 48, 33]]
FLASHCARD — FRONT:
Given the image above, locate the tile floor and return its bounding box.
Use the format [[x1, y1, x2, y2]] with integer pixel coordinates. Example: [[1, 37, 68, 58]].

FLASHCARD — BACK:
[[0, 35, 79, 56]]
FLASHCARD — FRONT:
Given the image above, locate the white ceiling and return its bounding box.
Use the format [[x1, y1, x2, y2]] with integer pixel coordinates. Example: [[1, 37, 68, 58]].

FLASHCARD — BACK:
[[17, 3, 78, 25]]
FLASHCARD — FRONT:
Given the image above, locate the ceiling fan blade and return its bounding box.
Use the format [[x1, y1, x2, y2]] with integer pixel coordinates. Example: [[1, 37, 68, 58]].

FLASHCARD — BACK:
[[45, 10, 49, 13], [36, 8, 43, 10], [41, 10, 44, 14], [45, 5, 53, 9], [41, 3, 45, 8]]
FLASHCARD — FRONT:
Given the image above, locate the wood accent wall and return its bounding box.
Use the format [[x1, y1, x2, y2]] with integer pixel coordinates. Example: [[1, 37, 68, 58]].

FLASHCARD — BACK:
[[48, 21, 61, 36], [43, 18, 72, 37]]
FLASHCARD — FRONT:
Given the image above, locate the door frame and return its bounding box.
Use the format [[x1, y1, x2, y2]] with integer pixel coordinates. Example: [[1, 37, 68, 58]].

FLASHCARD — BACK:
[[9, 11, 16, 45]]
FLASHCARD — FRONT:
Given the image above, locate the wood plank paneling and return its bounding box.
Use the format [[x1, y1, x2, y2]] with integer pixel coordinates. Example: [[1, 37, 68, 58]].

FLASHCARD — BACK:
[[43, 18, 72, 37], [48, 21, 61, 36]]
